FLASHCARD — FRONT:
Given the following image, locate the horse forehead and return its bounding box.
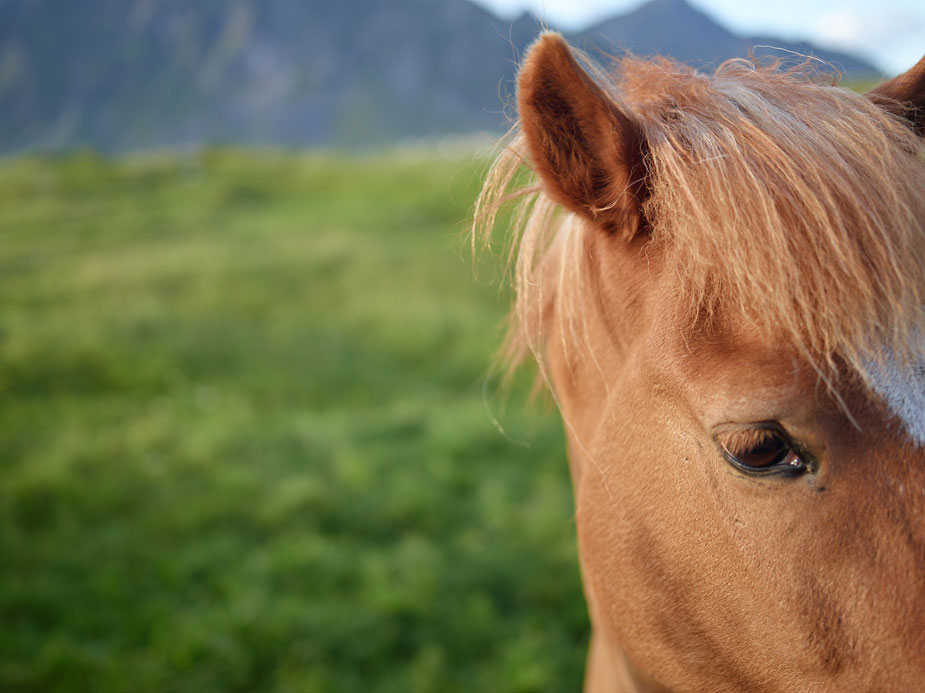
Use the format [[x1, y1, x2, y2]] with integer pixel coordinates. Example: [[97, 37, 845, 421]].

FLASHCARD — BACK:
[[867, 354, 925, 446]]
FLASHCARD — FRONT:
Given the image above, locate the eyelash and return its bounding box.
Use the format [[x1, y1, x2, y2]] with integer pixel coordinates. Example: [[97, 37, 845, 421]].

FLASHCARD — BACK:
[[714, 424, 815, 477]]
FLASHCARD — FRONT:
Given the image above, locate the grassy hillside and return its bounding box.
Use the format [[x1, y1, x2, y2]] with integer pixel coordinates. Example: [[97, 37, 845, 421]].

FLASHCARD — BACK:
[[0, 148, 587, 691]]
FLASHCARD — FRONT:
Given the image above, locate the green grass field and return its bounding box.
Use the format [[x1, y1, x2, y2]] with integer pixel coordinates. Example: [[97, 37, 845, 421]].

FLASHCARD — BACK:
[[0, 148, 587, 691]]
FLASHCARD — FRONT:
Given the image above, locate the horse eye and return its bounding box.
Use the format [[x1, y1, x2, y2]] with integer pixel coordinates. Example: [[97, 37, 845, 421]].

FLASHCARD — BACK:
[[714, 426, 808, 477]]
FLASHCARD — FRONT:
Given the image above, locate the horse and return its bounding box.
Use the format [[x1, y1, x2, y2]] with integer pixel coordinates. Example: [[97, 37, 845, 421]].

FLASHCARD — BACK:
[[474, 33, 925, 690]]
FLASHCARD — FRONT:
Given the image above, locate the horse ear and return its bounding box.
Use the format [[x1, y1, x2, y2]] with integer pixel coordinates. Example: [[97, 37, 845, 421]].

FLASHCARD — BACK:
[[868, 55, 925, 136], [517, 33, 648, 239]]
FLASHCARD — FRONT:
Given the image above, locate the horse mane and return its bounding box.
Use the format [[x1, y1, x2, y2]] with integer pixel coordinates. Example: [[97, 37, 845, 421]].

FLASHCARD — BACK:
[[474, 52, 925, 388]]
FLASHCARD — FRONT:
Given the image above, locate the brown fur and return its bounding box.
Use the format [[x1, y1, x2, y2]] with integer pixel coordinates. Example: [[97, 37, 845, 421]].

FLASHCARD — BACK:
[[474, 33, 925, 691], [870, 55, 925, 135], [475, 36, 925, 390]]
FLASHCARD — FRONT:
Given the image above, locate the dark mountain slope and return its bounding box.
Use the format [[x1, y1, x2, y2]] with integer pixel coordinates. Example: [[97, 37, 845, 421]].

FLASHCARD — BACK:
[[0, 0, 540, 152], [576, 0, 743, 67], [0, 0, 881, 153]]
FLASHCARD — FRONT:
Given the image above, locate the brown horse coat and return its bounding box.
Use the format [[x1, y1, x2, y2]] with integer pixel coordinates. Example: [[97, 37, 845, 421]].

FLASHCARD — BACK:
[[476, 34, 925, 691]]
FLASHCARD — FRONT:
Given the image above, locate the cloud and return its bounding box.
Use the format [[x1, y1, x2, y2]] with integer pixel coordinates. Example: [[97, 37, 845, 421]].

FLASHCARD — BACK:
[[812, 9, 925, 73], [813, 10, 862, 51]]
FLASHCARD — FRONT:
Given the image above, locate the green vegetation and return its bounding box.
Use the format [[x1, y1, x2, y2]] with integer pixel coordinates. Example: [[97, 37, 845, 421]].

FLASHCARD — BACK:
[[0, 148, 587, 691]]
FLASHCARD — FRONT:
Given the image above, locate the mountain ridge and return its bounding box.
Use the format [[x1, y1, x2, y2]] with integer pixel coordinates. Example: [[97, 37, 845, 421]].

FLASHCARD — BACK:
[[0, 0, 883, 154]]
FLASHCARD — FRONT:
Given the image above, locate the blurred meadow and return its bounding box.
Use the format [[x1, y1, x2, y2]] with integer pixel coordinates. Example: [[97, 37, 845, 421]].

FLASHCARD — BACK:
[[0, 148, 587, 691]]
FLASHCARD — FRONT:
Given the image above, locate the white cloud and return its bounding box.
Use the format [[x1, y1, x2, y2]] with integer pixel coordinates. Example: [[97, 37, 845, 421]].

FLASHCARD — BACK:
[[811, 10, 925, 73], [813, 10, 863, 51]]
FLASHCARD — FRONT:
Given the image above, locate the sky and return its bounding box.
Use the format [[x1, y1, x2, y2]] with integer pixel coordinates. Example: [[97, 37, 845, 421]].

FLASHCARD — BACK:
[[471, 0, 924, 75]]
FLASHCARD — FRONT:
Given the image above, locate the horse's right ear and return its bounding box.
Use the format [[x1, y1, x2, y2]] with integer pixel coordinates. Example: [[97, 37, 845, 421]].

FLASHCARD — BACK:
[[868, 55, 925, 136], [517, 33, 648, 239]]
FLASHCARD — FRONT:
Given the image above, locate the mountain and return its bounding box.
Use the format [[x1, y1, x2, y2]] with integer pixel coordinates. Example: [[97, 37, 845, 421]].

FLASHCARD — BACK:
[[0, 0, 539, 152], [576, 0, 743, 67], [0, 0, 882, 154], [576, 0, 879, 77]]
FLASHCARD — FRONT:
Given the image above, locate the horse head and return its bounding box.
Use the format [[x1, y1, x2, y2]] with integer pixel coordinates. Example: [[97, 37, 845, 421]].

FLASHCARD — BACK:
[[478, 34, 925, 690]]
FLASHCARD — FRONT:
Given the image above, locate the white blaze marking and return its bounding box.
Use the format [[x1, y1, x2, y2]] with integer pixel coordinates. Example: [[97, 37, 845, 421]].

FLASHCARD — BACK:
[[867, 355, 925, 446]]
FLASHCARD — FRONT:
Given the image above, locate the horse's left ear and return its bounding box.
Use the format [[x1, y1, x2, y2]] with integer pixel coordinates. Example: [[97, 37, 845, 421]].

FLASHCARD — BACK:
[[517, 33, 648, 239], [868, 56, 925, 136]]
